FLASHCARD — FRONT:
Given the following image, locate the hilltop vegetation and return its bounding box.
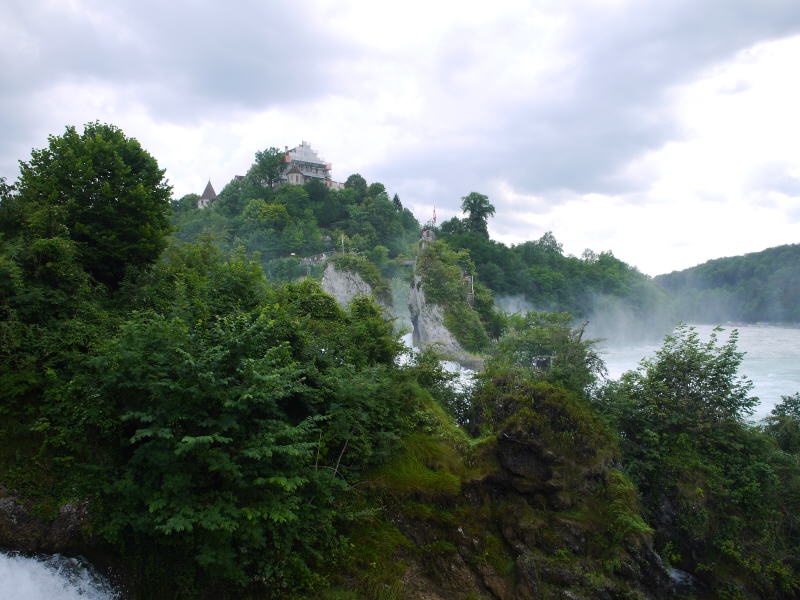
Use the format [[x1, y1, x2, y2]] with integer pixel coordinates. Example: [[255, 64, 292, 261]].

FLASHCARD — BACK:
[[4, 122, 800, 600], [655, 244, 800, 323], [171, 163, 420, 283], [438, 198, 667, 321]]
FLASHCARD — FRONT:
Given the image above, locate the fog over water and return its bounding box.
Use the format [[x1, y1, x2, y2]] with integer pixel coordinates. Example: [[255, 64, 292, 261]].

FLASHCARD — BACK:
[[599, 323, 800, 420]]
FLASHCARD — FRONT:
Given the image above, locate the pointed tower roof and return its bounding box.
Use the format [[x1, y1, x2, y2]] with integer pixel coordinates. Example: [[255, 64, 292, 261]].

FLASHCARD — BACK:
[[200, 180, 217, 201]]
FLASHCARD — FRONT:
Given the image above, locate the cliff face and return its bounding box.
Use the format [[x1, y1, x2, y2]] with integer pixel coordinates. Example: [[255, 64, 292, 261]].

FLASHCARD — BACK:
[[321, 262, 374, 306], [408, 275, 482, 369], [321, 262, 392, 314]]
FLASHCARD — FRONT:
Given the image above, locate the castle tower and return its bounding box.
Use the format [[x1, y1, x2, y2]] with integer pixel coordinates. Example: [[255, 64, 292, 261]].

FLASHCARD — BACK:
[[286, 164, 304, 185], [198, 180, 216, 209]]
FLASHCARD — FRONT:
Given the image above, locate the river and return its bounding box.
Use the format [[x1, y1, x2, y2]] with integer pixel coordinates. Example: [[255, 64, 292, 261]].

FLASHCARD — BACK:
[[599, 323, 800, 420]]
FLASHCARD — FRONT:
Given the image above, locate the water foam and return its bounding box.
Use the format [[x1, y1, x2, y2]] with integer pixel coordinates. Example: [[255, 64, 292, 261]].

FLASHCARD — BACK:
[[0, 551, 118, 600]]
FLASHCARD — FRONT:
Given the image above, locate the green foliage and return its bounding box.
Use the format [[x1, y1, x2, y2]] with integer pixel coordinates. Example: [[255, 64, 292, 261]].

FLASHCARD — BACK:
[[404, 348, 473, 424], [344, 174, 368, 199], [473, 376, 614, 468], [656, 243, 800, 323], [12, 122, 172, 287], [249, 147, 287, 188], [601, 469, 654, 545], [415, 240, 474, 305], [600, 325, 757, 437], [437, 226, 667, 321], [11, 126, 800, 600], [488, 311, 606, 397], [372, 433, 462, 497], [416, 240, 494, 351], [442, 303, 488, 353], [1, 168, 429, 598], [83, 311, 345, 587], [460, 191, 495, 237], [764, 393, 800, 454], [595, 325, 800, 596], [171, 193, 200, 213]]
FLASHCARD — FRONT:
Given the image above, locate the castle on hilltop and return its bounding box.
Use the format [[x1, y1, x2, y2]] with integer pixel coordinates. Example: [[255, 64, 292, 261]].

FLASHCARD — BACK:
[[198, 141, 343, 208], [281, 141, 345, 190]]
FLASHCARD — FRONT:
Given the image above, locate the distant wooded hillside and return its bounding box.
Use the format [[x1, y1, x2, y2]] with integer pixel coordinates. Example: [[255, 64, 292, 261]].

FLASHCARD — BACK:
[[655, 243, 800, 323]]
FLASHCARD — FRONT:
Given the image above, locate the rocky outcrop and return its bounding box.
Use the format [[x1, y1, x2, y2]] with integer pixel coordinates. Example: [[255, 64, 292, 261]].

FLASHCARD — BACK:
[[321, 262, 392, 315], [0, 485, 90, 554], [408, 275, 483, 369], [358, 379, 674, 600]]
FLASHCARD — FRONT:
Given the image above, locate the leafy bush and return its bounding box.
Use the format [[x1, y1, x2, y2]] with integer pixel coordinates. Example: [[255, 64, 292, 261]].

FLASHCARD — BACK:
[[488, 311, 605, 397], [595, 325, 800, 596]]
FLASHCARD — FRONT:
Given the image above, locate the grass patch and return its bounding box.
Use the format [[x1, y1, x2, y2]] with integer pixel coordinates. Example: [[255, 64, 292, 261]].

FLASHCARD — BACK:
[[372, 432, 462, 497]]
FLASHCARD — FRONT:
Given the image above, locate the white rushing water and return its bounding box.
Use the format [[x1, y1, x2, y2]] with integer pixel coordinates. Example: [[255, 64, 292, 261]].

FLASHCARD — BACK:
[[600, 323, 800, 420], [398, 333, 475, 391], [0, 552, 119, 600]]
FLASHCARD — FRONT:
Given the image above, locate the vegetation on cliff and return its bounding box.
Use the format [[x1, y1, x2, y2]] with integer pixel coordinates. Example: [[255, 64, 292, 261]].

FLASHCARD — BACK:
[[415, 239, 501, 352], [329, 252, 392, 305]]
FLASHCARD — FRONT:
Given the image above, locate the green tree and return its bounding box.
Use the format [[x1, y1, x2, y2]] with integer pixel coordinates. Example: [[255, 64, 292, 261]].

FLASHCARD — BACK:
[[489, 311, 605, 397], [594, 326, 800, 596], [764, 393, 800, 454], [249, 147, 286, 188], [14, 122, 172, 287], [460, 192, 495, 236], [344, 174, 368, 201], [170, 193, 199, 213]]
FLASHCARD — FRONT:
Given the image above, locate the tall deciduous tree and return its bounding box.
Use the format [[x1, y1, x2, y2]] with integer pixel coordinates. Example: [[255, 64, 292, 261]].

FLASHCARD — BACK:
[[15, 122, 172, 287], [249, 147, 287, 188], [460, 192, 495, 236]]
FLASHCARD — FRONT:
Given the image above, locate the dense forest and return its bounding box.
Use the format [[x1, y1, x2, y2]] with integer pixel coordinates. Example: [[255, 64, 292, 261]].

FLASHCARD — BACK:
[[655, 244, 800, 323], [436, 193, 669, 323], [3, 122, 800, 599]]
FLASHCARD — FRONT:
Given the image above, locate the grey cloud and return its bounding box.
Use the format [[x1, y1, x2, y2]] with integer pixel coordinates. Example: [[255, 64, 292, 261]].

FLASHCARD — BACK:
[[5, 0, 800, 212], [787, 205, 800, 224], [382, 0, 800, 204], [0, 0, 356, 179], [5, 0, 352, 111]]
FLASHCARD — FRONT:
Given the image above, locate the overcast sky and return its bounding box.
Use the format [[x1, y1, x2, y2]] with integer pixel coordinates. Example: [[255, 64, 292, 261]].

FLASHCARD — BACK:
[[2, 0, 799, 275]]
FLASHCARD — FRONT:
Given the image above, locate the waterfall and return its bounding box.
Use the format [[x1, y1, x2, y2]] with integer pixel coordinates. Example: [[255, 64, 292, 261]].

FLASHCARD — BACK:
[[0, 551, 119, 600]]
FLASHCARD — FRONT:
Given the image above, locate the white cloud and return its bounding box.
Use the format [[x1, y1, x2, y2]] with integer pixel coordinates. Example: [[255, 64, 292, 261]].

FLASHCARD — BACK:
[[492, 34, 800, 275], [2, 0, 800, 275]]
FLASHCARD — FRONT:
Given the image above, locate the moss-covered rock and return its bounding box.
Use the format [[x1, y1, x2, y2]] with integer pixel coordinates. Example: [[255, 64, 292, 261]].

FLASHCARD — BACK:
[[315, 377, 672, 600]]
